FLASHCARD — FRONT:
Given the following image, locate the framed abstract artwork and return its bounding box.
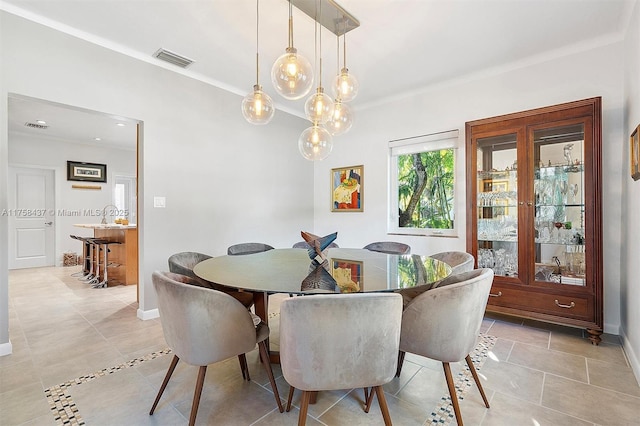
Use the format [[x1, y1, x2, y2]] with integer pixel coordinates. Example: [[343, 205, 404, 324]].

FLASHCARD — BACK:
[[331, 165, 363, 212]]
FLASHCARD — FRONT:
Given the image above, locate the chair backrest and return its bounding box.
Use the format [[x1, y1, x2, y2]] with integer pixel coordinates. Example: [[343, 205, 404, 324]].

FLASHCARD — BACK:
[[152, 271, 258, 366], [363, 241, 411, 255], [292, 241, 339, 249], [279, 293, 403, 391], [227, 243, 274, 256], [168, 251, 212, 279], [400, 268, 494, 363], [430, 251, 475, 275]]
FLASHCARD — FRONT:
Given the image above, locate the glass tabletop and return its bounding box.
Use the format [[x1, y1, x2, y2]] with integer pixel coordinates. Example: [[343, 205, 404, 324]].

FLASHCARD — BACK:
[[193, 248, 452, 295]]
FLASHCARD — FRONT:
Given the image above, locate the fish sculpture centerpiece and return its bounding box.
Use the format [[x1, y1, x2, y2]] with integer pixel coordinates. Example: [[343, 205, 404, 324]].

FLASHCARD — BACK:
[[301, 231, 338, 262]]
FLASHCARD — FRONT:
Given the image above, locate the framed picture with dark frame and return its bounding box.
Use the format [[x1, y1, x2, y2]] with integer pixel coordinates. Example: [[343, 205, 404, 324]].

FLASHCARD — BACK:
[[67, 161, 107, 183], [631, 126, 640, 181], [331, 165, 363, 212]]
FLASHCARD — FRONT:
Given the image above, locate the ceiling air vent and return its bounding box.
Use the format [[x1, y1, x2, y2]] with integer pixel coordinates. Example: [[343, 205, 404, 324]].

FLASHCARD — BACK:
[[153, 48, 194, 68], [24, 122, 49, 130]]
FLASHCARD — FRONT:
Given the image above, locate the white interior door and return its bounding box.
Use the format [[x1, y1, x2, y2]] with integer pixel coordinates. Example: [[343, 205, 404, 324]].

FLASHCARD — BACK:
[[8, 167, 55, 269]]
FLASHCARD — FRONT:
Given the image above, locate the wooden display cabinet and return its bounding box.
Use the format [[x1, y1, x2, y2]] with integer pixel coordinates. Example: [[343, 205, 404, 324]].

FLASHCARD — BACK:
[[465, 97, 603, 344]]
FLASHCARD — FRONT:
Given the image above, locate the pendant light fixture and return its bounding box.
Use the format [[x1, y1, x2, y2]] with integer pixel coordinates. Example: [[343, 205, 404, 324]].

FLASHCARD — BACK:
[[326, 31, 353, 136], [304, 11, 334, 125], [326, 99, 353, 136], [242, 0, 275, 125], [332, 31, 358, 103], [300, 3, 333, 161], [271, 0, 314, 100], [298, 124, 333, 160]]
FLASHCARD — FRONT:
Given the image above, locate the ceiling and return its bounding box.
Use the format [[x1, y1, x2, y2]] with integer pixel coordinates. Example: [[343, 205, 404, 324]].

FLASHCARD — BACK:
[[3, 0, 633, 150]]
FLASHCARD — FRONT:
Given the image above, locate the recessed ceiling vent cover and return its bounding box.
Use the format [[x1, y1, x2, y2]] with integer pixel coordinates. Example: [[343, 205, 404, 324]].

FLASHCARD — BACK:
[[153, 48, 194, 68], [24, 122, 48, 130]]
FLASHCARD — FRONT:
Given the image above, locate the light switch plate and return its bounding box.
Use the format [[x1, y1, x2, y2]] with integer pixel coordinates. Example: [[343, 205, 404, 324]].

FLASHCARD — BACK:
[[153, 196, 166, 208]]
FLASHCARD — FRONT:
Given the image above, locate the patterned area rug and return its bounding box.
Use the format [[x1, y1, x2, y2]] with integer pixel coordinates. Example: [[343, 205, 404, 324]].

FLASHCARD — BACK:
[[43, 334, 496, 425], [427, 333, 497, 425]]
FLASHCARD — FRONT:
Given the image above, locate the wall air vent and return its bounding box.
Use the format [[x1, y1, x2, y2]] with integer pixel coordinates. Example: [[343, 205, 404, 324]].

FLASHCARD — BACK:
[[152, 48, 194, 68], [24, 122, 49, 130]]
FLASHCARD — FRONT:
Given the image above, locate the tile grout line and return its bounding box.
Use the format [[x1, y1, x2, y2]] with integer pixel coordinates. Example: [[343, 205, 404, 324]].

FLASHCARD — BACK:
[[43, 348, 172, 425]]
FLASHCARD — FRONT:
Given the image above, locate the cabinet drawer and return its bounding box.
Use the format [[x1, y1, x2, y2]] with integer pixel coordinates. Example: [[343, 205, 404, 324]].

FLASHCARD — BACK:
[[487, 286, 590, 319]]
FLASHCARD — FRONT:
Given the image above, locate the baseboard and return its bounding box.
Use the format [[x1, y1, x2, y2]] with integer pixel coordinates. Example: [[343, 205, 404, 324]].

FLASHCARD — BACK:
[[621, 328, 640, 386], [137, 308, 159, 320], [0, 341, 13, 357], [604, 321, 620, 335]]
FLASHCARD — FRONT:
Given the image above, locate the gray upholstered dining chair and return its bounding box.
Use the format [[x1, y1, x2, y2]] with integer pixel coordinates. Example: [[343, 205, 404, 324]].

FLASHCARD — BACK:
[[292, 241, 339, 249], [279, 293, 403, 426], [363, 241, 411, 255], [227, 242, 274, 255], [430, 251, 475, 275], [155, 270, 254, 380], [168, 251, 253, 308], [396, 268, 494, 426], [149, 271, 283, 426]]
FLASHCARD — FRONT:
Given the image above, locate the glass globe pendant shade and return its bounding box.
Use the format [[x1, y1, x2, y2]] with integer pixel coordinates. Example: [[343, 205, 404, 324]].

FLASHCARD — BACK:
[[332, 68, 359, 103], [242, 85, 275, 125], [298, 124, 333, 161], [271, 47, 314, 100], [304, 88, 334, 125], [326, 100, 353, 136]]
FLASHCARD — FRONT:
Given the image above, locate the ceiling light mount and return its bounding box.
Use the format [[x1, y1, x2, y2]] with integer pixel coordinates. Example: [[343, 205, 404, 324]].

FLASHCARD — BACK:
[[290, 0, 359, 36]]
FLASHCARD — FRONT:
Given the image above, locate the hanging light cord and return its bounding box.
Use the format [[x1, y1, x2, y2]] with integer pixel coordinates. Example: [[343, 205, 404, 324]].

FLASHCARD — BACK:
[[343, 30, 347, 69], [255, 0, 260, 86], [318, 0, 323, 85], [288, 0, 294, 49]]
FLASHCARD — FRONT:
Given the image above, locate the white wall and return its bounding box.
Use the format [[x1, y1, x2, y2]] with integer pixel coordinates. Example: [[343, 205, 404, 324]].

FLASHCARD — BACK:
[[8, 134, 136, 264], [0, 10, 313, 350], [315, 43, 624, 336], [622, 0, 640, 383]]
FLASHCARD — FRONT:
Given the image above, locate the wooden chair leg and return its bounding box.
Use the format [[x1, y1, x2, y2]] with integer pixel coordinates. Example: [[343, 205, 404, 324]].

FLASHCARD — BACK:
[[396, 350, 405, 377], [465, 354, 490, 408], [150, 354, 179, 415], [364, 386, 375, 413], [298, 390, 312, 426], [238, 354, 249, 380], [286, 386, 295, 412], [374, 385, 393, 426], [364, 388, 373, 413], [189, 366, 207, 426], [258, 341, 284, 413], [443, 362, 463, 426]]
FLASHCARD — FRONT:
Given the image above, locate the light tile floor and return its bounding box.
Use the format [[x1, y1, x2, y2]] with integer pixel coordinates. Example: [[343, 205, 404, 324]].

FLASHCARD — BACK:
[[2, 266, 639, 425]]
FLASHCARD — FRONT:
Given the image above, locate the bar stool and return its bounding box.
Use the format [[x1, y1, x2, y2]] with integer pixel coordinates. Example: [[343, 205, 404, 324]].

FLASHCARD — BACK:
[[93, 239, 122, 288], [76, 237, 100, 283], [69, 235, 89, 277]]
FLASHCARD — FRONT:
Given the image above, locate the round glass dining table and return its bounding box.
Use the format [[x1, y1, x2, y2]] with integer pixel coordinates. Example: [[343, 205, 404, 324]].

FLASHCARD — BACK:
[[194, 248, 451, 362]]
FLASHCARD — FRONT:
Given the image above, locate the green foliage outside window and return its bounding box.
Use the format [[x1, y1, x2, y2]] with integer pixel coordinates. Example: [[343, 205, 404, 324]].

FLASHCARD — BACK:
[[397, 149, 454, 229]]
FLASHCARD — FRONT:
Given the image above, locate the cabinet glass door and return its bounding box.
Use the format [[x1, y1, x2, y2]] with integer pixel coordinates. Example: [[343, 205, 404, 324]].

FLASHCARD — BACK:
[[533, 123, 586, 286], [476, 133, 520, 279]]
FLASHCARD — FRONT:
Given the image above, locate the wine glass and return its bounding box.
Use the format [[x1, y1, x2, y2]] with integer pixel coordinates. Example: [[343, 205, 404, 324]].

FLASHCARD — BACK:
[[571, 183, 579, 203], [554, 222, 563, 242]]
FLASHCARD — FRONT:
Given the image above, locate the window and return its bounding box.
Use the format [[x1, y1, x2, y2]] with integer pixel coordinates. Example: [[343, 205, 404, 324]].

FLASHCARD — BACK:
[[113, 175, 137, 224], [389, 130, 459, 237]]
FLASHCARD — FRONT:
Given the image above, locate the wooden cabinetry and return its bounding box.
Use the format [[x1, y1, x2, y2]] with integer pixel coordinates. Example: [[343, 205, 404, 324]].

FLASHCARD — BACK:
[[465, 97, 603, 344], [94, 227, 138, 286]]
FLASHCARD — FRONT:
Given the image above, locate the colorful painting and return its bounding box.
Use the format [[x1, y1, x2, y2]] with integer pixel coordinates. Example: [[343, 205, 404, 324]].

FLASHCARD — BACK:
[[331, 259, 363, 293], [331, 165, 363, 212]]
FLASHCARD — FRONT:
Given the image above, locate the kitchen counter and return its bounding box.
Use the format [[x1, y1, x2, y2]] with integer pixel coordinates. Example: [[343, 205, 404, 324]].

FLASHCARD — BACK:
[[74, 223, 138, 286], [74, 223, 137, 229]]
